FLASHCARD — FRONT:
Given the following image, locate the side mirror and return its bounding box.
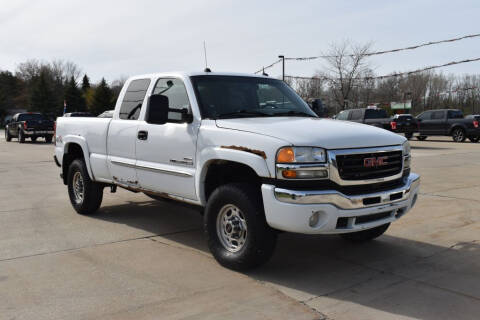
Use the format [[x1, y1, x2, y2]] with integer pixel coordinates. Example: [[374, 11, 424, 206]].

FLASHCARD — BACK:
[[146, 94, 169, 124]]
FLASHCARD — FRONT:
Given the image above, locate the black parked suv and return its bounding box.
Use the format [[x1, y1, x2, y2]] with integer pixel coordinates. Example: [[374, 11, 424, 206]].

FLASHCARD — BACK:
[[416, 109, 480, 142], [5, 113, 55, 143]]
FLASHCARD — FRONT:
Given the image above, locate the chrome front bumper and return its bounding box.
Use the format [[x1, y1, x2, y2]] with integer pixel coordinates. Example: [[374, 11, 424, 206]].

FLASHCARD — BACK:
[[274, 173, 420, 210]]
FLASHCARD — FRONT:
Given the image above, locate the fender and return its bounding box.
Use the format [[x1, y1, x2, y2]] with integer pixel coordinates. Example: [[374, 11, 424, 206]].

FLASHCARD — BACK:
[[195, 146, 272, 205], [62, 134, 95, 180], [448, 123, 467, 135]]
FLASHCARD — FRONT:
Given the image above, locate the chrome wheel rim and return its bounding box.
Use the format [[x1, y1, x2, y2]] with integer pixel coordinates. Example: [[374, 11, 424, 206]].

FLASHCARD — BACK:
[[72, 171, 85, 204], [453, 129, 464, 141], [216, 204, 247, 252]]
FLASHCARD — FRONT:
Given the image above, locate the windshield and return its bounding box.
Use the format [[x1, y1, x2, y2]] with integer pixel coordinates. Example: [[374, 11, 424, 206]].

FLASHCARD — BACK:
[[190, 75, 317, 119], [18, 113, 46, 121], [364, 109, 388, 119]]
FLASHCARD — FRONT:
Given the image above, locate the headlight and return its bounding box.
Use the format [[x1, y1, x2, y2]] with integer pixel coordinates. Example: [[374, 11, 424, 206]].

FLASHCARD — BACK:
[[276, 147, 328, 180], [276, 147, 326, 163], [402, 141, 411, 156]]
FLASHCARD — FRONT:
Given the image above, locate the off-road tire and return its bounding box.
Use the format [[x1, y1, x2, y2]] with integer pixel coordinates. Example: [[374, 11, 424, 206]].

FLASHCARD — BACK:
[[452, 128, 466, 142], [67, 159, 103, 215], [416, 136, 427, 141], [204, 183, 277, 270], [341, 223, 390, 242]]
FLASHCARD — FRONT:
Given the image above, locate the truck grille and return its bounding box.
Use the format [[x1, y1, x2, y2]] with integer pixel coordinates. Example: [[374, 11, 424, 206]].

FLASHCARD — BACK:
[[336, 151, 403, 180]]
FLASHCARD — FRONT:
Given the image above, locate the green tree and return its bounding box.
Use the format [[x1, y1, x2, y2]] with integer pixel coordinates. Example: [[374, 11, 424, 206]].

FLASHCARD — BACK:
[[90, 78, 113, 115], [64, 76, 86, 112], [81, 74, 90, 92], [30, 71, 56, 115]]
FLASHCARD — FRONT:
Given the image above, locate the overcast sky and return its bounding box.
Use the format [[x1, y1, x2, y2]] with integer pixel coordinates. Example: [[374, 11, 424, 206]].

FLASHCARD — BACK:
[[1, 0, 479, 83]]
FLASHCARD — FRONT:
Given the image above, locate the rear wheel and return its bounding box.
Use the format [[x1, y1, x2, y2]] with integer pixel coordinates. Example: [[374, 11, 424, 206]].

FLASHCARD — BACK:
[[31, 136, 37, 142], [340, 223, 390, 242], [18, 129, 25, 143], [452, 128, 466, 142], [5, 128, 11, 142], [405, 132, 413, 140], [416, 135, 427, 141], [67, 159, 103, 215], [469, 136, 479, 143], [45, 135, 53, 143], [204, 183, 277, 270]]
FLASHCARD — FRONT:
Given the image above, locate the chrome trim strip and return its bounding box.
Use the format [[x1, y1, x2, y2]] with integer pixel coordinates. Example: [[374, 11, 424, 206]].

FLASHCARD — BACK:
[[170, 158, 194, 165], [274, 173, 419, 209], [327, 145, 404, 186], [111, 159, 193, 177], [136, 163, 193, 177]]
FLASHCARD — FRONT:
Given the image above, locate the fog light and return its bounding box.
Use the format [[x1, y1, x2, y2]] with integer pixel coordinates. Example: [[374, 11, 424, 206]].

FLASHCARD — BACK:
[[309, 211, 320, 227]]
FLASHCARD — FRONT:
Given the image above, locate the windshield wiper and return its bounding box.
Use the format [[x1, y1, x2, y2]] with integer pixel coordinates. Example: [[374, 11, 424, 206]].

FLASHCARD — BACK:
[[216, 110, 271, 119], [272, 111, 317, 117]]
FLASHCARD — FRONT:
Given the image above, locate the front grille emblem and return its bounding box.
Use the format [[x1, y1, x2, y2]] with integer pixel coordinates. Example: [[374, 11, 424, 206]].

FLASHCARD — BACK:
[[364, 156, 388, 168]]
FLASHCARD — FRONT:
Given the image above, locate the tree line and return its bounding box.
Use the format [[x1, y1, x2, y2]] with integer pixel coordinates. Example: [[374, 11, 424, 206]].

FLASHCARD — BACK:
[[286, 41, 480, 116], [0, 59, 125, 121]]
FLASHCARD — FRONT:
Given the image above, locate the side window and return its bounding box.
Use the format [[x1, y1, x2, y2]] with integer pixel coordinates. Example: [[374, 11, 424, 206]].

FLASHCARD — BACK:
[[432, 111, 445, 120], [418, 111, 431, 120], [119, 79, 151, 120], [448, 110, 463, 119], [349, 110, 363, 120], [336, 110, 349, 120], [153, 78, 190, 122]]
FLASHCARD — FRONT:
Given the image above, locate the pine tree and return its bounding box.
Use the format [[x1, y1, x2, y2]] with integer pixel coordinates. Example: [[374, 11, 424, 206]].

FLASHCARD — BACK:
[[30, 71, 56, 115], [64, 76, 86, 112], [81, 74, 90, 92], [90, 78, 113, 115]]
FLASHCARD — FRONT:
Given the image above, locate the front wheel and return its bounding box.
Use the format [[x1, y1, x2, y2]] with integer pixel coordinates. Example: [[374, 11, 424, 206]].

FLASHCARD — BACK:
[[5, 128, 11, 142], [45, 135, 53, 143], [405, 132, 413, 140], [204, 183, 277, 270], [340, 223, 390, 242], [31, 136, 37, 142], [67, 159, 104, 215], [416, 135, 427, 141], [452, 128, 466, 142]]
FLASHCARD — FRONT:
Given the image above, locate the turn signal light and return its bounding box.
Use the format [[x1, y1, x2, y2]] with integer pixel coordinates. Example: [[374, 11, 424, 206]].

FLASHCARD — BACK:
[[277, 147, 295, 163], [474, 120, 479, 128], [282, 169, 297, 178], [23, 122, 27, 130], [390, 121, 397, 130]]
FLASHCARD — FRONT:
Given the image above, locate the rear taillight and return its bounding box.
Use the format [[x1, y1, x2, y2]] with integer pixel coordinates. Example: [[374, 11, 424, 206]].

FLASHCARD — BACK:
[[474, 120, 479, 128], [390, 121, 397, 130], [23, 122, 27, 130]]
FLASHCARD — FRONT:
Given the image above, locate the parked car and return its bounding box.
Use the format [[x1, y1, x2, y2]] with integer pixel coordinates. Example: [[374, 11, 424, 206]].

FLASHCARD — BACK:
[[63, 112, 94, 117], [5, 112, 55, 143], [416, 109, 480, 142], [54, 71, 419, 270], [97, 110, 114, 118], [335, 107, 392, 129], [390, 114, 419, 140]]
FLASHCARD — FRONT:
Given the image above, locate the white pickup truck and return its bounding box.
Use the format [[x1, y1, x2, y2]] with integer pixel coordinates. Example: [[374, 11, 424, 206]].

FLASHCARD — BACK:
[[54, 71, 420, 270]]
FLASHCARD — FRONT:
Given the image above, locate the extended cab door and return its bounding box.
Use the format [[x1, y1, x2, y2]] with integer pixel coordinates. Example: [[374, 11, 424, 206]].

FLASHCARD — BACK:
[[107, 78, 151, 186], [135, 77, 199, 200], [417, 111, 434, 134]]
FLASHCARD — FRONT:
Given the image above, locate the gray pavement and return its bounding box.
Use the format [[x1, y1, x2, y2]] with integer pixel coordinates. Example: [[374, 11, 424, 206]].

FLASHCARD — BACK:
[[0, 132, 479, 319]]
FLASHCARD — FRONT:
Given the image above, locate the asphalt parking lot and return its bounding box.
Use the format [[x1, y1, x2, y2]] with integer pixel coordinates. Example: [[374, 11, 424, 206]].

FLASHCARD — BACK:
[[1, 132, 479, 320]]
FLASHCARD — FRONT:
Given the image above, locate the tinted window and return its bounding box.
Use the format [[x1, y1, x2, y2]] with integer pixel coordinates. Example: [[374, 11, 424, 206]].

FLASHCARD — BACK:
[[432, 111, 445, 120], [336, 110, 349, 120], [447, 110, 463, 119], [417, 111, 431, 120], [18, 113, 46, 121], [119, 79, 151, 120], [153, 78, 190, 121], [364, 109, 388, 119], [349, 109, 363, 120]]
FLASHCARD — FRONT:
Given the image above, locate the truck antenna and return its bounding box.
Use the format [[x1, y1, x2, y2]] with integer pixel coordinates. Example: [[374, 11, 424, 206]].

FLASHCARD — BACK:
[[203, 41, 211, 72]]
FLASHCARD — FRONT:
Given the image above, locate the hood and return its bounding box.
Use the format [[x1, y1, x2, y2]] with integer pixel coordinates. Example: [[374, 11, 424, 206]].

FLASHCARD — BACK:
[[215, 117, 406, 149]]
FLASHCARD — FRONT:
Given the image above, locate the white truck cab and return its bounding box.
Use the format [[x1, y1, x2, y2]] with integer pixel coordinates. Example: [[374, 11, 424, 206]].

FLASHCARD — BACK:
[[54, 71, 419, 270]]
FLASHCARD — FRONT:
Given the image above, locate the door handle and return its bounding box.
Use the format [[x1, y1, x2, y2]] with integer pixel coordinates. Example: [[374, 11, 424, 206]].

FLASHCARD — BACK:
[[137, 130, 148, 140]]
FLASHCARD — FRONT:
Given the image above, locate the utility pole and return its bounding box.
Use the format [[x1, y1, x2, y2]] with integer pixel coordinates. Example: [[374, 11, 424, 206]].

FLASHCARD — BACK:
[[278, 55, 285, 81]]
